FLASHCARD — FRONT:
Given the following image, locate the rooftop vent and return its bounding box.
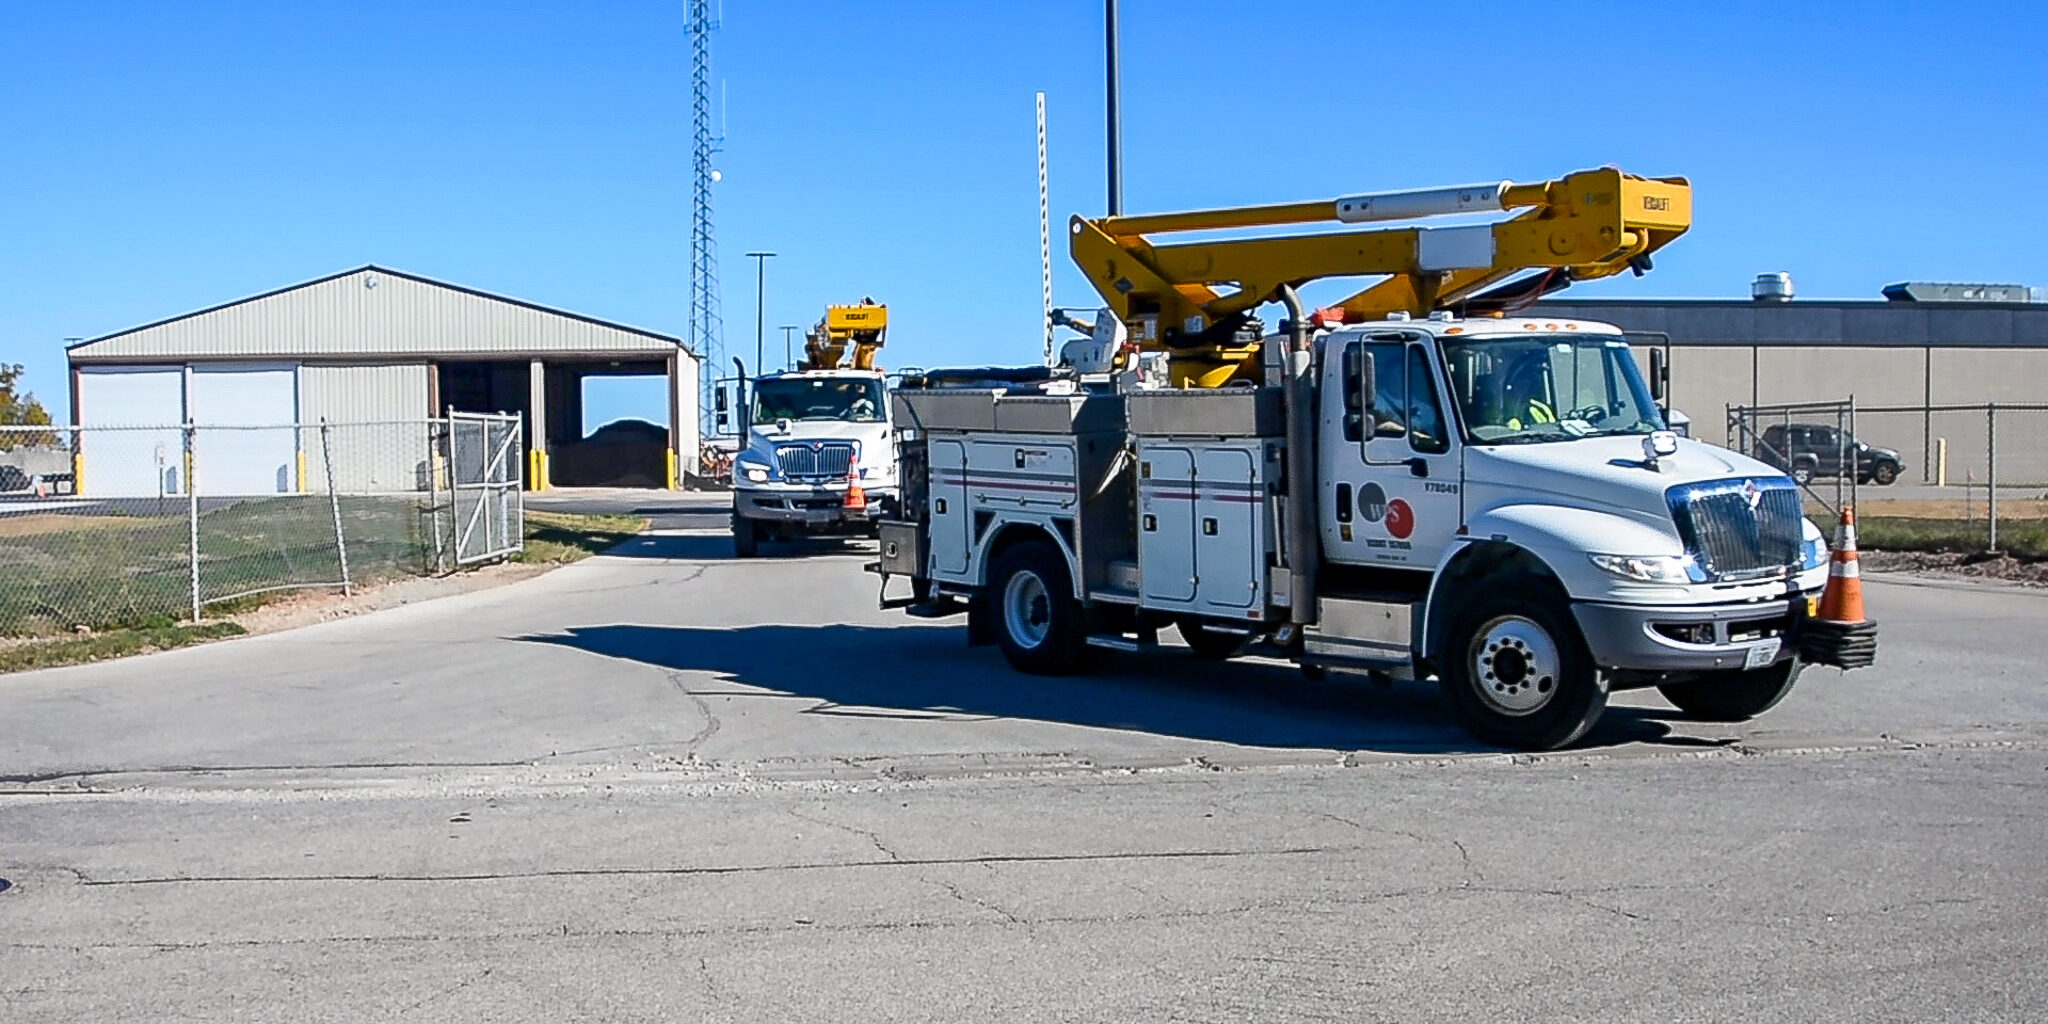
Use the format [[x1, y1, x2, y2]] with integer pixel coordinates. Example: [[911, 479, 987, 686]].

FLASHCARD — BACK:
[[1752, 272, 1794, 303], [1881, 281, 2033, 304]]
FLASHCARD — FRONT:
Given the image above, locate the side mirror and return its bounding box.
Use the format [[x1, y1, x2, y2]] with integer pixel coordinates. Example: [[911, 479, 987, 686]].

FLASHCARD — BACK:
[[1648, 347, 1667, 405], [1352, 346, 1376, 435], [715, 387, 728, 414]]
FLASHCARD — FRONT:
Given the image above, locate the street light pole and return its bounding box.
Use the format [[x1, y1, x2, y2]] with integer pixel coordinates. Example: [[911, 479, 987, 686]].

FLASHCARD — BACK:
[[780, 325, 801, 371], [746, 251, 776, 374], [1105, 0, 1122, 216]]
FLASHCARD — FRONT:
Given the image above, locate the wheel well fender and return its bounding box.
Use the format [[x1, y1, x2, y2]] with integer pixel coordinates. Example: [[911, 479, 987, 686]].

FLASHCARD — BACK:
[[976, 521, 1080, 598], [1422, 540, 1566, 665]]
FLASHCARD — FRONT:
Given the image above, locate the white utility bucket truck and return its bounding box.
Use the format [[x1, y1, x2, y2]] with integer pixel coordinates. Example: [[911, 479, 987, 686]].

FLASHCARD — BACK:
[[873, 168, 1872, 750], [731, 301, 897, 556]]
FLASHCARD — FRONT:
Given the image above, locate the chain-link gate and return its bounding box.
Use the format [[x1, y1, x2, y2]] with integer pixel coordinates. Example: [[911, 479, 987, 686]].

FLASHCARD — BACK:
[[448, 411, 524, 565]]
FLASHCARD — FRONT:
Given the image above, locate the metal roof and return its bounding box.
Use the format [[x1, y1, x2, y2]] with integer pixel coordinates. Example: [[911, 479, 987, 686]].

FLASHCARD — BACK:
[[68, 266, 692, 363], [1531, 297, 2048, 348]]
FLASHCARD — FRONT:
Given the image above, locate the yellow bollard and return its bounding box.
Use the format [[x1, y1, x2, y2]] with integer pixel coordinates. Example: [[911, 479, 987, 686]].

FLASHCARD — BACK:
[[1935, 437, 1947, 487]]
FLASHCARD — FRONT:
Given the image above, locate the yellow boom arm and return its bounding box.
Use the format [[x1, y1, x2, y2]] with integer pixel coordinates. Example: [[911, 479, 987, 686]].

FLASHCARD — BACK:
[[1068, 166, 1691, 386], [799, 299, 889, 371]]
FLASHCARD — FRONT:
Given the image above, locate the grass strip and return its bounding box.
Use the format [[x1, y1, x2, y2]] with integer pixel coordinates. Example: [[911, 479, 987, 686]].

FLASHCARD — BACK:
[[0, 620, 247, 673], [513, 511, 649, 564], [1856, 516, 2048, 559]]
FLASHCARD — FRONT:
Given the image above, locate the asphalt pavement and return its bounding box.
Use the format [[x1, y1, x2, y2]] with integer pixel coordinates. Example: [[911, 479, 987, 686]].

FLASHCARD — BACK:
[[4, 527, 2045, 1021]]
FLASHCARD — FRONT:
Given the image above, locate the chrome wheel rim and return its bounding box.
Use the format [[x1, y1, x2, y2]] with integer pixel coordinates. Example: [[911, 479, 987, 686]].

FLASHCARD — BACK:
[[1468, 615, 1560, 716], [1003, 569, 1052, 649]]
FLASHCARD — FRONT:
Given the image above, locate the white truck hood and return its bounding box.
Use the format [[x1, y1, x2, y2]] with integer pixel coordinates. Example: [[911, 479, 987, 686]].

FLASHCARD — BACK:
[[1464, 435, 1788, 531]]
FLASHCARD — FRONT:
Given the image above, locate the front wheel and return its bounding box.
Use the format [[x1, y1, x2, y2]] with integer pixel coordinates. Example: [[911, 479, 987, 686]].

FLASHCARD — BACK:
[[989, 541, 1088, 675], [1872, 462, 1899, 486], [1441, 574, 1607, 751], [1657, 660, 1801, 721], [731, 514, 760, 558]]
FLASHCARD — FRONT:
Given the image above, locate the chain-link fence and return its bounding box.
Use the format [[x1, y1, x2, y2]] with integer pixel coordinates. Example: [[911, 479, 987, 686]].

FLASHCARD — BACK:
[[0, 415, 524, 637], [1728, 400, 2048, 554]]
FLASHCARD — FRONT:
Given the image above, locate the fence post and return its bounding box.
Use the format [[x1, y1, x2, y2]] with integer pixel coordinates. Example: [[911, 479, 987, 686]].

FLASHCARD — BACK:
[[426, 418, 445, 574], [1987, 404, 1998, 553], [321, 419, 352, 595], [185, 422, 201, 622]]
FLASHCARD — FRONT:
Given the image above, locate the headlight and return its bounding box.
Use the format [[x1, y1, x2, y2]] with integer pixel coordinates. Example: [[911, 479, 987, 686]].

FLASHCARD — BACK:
[[1800, 534, 1829, 571], [742, 466, 770, 483], [1589, 553, 1695, 584]]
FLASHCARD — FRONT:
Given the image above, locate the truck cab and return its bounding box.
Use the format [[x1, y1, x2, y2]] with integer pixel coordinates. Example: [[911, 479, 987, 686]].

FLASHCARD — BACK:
[[730, 368, 897, 556], [1314, 316, 1831, 739]]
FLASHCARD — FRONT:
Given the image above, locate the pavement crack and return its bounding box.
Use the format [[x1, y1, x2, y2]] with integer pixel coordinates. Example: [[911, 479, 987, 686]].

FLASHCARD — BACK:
[[785, 807, 903, 863], [1317, 812, 1483, 886], [67, 844, 1353, 887], [929, 876, 1024, 925], [389, 966, 491, 1020], [669, 670, 722, 759]]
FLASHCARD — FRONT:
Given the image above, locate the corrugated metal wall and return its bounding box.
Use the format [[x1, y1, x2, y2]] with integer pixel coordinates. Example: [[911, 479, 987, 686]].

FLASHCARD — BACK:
[[300, 363, 432, 493], [71, 268, 681, 360]]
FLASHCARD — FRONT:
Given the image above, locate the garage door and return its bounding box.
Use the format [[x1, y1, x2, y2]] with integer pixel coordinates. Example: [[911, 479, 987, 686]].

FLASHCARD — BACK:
[[190, 364, 299, 495], [77, 366, 186, 497]]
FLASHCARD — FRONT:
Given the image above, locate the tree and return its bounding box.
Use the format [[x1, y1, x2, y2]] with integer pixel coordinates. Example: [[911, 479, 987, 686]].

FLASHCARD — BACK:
[[0, 363, 57, 451]]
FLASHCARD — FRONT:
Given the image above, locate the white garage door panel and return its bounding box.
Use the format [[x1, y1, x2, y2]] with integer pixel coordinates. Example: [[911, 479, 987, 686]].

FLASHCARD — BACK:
[[77, 367, 186, 497], [190, 365, 299, 495]]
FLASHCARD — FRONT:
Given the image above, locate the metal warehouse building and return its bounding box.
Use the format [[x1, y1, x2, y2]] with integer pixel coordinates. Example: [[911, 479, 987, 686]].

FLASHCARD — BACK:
[[1537, 279, 2048, 482], [66, 266, 700, 495]]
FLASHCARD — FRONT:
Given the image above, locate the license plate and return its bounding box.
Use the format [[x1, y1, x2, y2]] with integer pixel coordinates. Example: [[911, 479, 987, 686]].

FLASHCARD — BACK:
[[1744, 638, 1782, 669]]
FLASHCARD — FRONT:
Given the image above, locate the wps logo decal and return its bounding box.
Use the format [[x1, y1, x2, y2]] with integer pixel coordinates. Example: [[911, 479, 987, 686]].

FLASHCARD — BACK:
[[1385, 499, 1415, 539], [1356, 483, 1417, 540]]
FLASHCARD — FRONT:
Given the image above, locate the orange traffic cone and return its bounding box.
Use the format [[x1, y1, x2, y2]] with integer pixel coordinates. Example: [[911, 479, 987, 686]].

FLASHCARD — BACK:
[[1804, 506, 1877, 669], [1815, 507, 1866, 624], [843, 455, 866, 512]]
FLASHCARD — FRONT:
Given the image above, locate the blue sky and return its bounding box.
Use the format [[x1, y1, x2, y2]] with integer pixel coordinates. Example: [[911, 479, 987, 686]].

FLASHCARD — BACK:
[[2, 0, 2042, 428]]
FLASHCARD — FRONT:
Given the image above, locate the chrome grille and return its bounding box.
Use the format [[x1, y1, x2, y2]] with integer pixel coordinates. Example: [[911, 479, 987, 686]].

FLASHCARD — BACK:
[[1667, 478, 1803, 581], [775, 442, 856, 479]]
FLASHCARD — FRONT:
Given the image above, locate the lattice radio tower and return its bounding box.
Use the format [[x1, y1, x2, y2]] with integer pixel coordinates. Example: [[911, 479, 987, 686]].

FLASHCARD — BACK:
[[688, 0, 725, 438]]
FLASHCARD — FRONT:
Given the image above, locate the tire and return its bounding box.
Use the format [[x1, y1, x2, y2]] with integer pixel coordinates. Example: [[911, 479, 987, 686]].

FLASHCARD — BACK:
[[1873, 462, 1898, 486], [1791, 462, 1815, 485], [1441, 573, 1608, 751], [731, 514, 760, 558], [1658, 660, 1802, 721], [1176, 617, 1247, 660], [989, 540, 1088, 675]]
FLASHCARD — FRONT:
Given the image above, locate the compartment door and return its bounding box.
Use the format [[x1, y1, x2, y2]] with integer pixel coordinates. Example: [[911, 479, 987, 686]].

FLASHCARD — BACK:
[[1195, 446, 1260, 610], [929, 438, 970, 575], [1138, 446, 1196, 604]]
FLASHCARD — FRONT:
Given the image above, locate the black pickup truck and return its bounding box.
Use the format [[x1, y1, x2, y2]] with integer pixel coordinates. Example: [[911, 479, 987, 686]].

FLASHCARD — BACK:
[[1755, 423, 1904, 485]]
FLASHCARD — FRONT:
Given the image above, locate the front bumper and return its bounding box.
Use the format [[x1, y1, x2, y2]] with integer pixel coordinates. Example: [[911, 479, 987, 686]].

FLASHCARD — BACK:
[[735, 486, 896, 527], [1573, 590, 1819, 673]]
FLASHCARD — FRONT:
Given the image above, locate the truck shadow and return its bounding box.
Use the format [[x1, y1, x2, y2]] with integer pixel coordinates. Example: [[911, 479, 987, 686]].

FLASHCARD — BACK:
[[595, 534, 871, 561], [521, 623, 1682, 756]]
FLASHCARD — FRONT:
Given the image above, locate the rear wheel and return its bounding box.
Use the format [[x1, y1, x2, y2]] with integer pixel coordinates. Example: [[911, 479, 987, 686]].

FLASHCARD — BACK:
[[1791, 461, 1816, 485], [1176, 617, 1247, 660], [990, 541, 1088, 675], [731, 514, 760, 558], [1441, 573, 1607, 751], [1658, 660, 1802, 721]]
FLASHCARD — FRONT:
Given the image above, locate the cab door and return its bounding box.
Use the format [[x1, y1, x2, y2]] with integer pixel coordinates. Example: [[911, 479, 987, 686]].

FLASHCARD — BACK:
[[1321, 337, 1460, 572]]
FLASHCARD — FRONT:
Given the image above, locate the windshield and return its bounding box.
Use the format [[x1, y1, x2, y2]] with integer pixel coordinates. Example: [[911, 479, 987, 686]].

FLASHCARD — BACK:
[[1440, 335, 1664, 444], [751, 377, 885, 424]]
